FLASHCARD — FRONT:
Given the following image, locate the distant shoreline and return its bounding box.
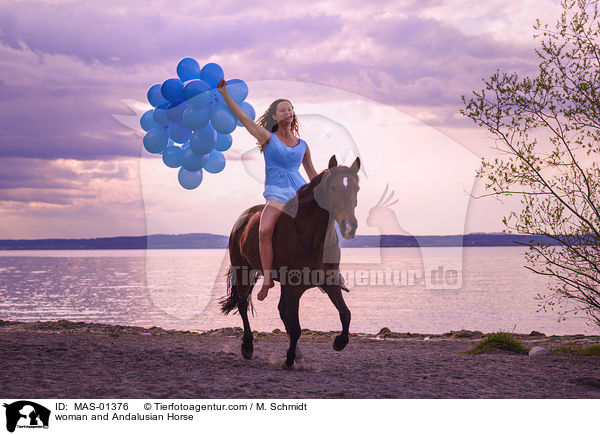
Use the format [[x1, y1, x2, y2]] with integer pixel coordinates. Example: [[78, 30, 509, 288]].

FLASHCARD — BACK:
[[1, 319, 598, 339], [0, 232, 560, 250]]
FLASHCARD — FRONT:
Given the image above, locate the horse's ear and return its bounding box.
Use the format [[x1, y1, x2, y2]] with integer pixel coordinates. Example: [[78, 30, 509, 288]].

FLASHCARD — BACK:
[[350, 157, 360, 173], [328, 155, 338, 169]]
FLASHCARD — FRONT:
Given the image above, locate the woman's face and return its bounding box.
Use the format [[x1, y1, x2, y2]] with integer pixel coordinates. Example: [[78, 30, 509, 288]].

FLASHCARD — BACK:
[[272, 100, 295, 125]]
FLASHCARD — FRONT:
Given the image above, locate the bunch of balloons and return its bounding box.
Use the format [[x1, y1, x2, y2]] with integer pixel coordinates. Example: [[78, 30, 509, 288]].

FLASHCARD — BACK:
[[141, 58, 256, 190]]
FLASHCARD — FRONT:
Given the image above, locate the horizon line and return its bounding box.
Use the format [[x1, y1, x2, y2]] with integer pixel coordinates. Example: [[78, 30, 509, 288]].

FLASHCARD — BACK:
[[0, 231, 514, 241]]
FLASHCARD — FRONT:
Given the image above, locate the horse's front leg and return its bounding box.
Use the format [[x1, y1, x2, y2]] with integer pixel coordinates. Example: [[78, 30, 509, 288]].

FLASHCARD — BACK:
[[325, 285, 351, 351], [278, 286, 301, 369]]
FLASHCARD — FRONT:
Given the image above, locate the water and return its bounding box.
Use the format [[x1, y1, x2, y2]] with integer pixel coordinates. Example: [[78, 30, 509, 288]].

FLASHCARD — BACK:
[[0, 247, 595, 335]]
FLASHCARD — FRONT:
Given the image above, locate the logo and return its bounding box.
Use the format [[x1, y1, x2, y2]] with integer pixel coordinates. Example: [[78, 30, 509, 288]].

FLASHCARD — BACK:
[[3, 401, 50, 433]]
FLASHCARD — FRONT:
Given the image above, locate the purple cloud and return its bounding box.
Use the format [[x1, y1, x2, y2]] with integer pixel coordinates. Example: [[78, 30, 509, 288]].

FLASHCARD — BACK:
[[0, 0, 551, 237], [0, 2, 342, 65]]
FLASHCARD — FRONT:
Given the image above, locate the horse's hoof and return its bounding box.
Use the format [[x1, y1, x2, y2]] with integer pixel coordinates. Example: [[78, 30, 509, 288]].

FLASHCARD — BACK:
[[333, 335, 348, 351], [282, 359, 294, 370], [241, 344, 253, 360]]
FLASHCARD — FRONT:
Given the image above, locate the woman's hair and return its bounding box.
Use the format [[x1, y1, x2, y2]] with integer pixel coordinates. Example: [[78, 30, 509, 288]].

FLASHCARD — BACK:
[[256, 99, 300, 152]]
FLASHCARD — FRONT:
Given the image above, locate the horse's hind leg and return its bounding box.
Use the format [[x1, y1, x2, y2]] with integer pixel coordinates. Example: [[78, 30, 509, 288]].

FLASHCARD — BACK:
[[238, 294, 253, 359], [238, 268, 261, 360], [278, 287, 302, 368], [225, 263, 259, 360]]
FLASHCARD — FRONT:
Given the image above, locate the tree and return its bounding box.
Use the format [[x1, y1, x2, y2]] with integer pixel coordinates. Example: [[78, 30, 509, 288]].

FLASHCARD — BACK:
[[461, 0, 600, 326]]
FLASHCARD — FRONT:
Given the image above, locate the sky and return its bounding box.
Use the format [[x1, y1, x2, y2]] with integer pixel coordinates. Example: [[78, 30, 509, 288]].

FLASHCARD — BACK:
[[0, 0, 565, 239]]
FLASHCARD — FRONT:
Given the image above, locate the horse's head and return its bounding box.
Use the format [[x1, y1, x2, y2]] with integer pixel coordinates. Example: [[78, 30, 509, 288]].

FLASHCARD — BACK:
[[315, 155, 361, 239]]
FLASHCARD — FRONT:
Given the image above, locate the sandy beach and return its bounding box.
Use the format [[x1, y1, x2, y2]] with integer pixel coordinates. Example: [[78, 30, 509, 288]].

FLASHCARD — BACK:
[[1, 319, 599, 399]]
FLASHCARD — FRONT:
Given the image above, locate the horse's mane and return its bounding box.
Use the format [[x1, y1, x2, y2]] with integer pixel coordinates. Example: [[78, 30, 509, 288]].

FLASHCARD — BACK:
[[284, 166, 359, 216], [296, 170, 327, 207]]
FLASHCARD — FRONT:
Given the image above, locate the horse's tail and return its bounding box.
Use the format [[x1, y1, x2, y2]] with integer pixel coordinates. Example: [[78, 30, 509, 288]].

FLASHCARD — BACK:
[[220, 205, 263, 316], [220, 265, 239, 315], [219, 264, 261, 316]]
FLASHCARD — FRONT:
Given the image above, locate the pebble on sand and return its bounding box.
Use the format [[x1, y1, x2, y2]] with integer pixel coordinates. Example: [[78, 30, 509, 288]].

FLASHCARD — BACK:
[[529, 346, 550, 356]]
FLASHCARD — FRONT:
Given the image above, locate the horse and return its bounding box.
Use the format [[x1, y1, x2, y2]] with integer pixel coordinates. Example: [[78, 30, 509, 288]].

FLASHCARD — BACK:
[[220, 155, 361, 368]]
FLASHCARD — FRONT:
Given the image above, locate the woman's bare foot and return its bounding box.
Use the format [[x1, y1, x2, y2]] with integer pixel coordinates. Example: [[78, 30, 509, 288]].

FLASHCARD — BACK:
[[257, 279, 274, 301]]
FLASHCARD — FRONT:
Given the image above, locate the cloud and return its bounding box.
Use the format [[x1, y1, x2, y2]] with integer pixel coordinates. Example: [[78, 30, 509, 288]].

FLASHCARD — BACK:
[[0, 0, 566, 237], [0, 2, 342, 65], [0, 158, 134, 204]]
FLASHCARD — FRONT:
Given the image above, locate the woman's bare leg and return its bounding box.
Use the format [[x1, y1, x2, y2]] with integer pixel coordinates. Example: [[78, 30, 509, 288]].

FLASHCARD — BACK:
[[257, 201, 284, 301]]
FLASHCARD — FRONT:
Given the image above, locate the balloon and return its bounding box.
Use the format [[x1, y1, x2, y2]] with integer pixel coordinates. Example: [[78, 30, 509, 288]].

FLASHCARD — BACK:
[[236, 101, 255, 126], [147, 84, 168, 107], [169, 122, 192, 144], [210, 107, 237, 134], [226, 79, 248, 102], [153, 103, 170, 127], [182, 105, 210, 130], [182, 148, 209, 171], [162, 145, 185, 168], [183, 79, 212, 107], [143, 128, 169, 154], [167, 102, 187, 123], [215, 133, 232, 151], [213, 91, 227, 107], [178, 167, 203, 190], [140, 109, 159, 131], [204, 150, 226, 173], [182, 140, 190, 150], [200, 63, 224, 88], [161, 78, 184, 103], [189, 123, 217, 154], [177, 57, 201, 82]]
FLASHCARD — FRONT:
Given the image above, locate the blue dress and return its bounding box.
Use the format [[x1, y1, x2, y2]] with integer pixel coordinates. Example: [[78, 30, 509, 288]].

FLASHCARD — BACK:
[[263, 133, 307, 203]]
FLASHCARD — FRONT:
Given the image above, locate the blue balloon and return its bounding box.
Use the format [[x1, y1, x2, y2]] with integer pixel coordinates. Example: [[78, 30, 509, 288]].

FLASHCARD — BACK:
[[215, 133, 232, 151], [181, 140, 190, 150], [226, 79, 248, 102], [183, 79, 212, 107], [210, 92, 229, 115], [161, 78, 184, 104], [189, 123, 217, 154], [182, 105, 210, 130], [143, 128, 169, 154], [236, 101, 255, 126], [177, 57, 201, 82], [162, 145, 185, 168], [147, 84, 168, 107], [178, 167, 203, 190], [200, 63, 224, 88], [140, 109, 159, 131], [153, 103, 170, 127], [204, 150, 226, 174], [169, 122, 192, 144], [182, 148, 209, 171], [210, 107, 236, 134], [167, 102, 187, 123]]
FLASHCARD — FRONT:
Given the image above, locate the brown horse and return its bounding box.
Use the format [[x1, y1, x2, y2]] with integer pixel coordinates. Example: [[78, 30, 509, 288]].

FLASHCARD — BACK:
[[220, 155, 361, 368]]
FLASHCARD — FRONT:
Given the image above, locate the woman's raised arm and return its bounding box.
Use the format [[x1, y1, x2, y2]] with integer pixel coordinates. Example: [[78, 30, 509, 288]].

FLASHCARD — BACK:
[[217, 80, 270, 146]]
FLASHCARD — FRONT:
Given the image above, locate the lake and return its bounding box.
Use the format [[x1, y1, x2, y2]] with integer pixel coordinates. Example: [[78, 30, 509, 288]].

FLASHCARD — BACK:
[[0, 247, 595, 335]]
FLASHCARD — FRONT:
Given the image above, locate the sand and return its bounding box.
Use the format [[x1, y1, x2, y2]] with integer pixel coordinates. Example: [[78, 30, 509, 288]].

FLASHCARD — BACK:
[[1, 320, 599, 399]]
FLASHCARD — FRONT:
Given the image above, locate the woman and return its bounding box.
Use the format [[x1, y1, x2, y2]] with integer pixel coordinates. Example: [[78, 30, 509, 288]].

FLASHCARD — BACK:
[[217, 80, 318, 301]]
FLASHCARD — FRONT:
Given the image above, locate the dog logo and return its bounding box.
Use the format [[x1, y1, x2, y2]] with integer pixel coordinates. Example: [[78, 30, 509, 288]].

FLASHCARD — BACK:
[[3, 401, 50, 433]]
